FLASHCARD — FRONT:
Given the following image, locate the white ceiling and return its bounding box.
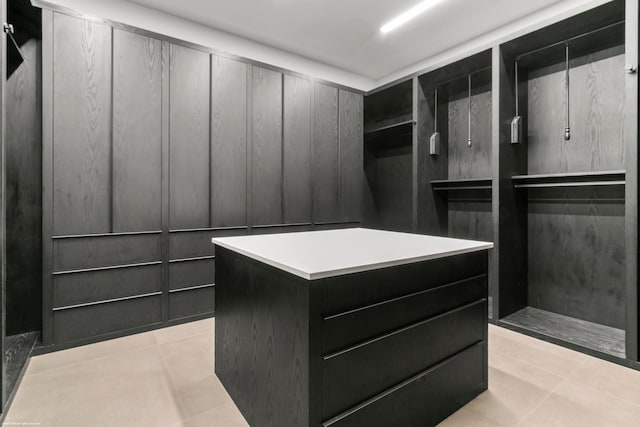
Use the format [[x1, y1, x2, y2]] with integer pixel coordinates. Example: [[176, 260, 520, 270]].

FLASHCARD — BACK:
[[127, 0, 567, 81]]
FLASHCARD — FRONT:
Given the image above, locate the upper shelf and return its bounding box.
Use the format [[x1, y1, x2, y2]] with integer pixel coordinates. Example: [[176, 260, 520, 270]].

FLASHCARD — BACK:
[[512, 170, 625, 188], [431, 178, 493, 192], [364, 119, 415, 136]]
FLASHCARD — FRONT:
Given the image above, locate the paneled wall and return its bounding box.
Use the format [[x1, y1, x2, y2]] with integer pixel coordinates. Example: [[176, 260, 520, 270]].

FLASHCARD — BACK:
[[41, 10, 363, 350]]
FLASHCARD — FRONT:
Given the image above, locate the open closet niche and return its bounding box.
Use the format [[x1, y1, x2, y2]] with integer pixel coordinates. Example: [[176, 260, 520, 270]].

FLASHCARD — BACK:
[[363, 79, 416, 232], [3, 0, 42, 413], [417, 50, 495, 317], [496, 0, 631, 360]]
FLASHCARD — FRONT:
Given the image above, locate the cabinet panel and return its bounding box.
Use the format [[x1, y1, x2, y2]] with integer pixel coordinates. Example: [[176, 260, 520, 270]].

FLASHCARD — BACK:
[[169, 44, 210, 230], [283, 75, 311, 223], [113, 29, 162, 232], [252, 66, 283, 226], [211, 55, 247, 227], [313, 83, 340, 223], [52, 13, 111, 235], [339, 90, 363, 222]]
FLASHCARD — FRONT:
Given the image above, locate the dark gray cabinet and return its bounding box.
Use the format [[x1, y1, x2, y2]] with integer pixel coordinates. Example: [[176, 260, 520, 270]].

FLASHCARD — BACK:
[[251, 66, 283, 226], [52, 13, 111, 236], [313, 83, 340, 223], [40, 10, 363, 351], [169, 43, 210, 230], [211, 55, 248, 228], [283, 75, 312, 224], [113, 29, 162, 233]]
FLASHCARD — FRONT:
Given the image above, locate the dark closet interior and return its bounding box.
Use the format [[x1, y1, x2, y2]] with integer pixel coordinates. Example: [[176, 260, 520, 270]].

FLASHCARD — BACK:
[[3, 0, 42, 411]]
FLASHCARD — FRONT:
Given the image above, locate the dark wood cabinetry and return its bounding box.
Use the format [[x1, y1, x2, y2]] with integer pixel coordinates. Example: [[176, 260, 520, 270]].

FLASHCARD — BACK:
[[39, 9, 363, 351], [366, 0, 638, 368], [252, 66, 283, 226]]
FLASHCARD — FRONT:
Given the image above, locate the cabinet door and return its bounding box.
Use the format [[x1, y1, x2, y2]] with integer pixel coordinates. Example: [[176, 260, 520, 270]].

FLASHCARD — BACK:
[[169, 44, 210, 230], [112, 29, 162, 232], [313, 83, 340, 223], [52, 13, 111, 236], [283, 75, 311, 224], [211, 55, 247, 227], [252, 66, 283, 226], [339, 90, 363, 223]]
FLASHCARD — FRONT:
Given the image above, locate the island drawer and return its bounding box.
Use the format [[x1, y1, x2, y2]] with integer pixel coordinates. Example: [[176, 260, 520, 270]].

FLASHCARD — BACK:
[[321, 299, 485, 420], [321, 251, 487, 317], [322, 274, 486, 354], [322, 341, 486, 427]]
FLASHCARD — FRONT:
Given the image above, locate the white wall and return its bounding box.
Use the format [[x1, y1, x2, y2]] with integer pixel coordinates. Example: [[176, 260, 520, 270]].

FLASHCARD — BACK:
[[32, 0, 376, 91], [374, 0, 614, 88], [34, 0, 614, 92]]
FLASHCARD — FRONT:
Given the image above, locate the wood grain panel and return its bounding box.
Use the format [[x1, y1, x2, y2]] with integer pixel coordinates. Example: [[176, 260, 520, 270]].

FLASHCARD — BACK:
[[5, 39, 42, 335], [215, 247, 311, 426], [169, 286, 215, 320], [169, 258, 215, 291], [53, 234, 161, 272], [322, 301, 484, 420], [52, 13, 111, 235], [169, 44, 210, 229], [325, 343, 485, 427], [211, 55, 247, 227], [112, 29, 162, 232], [283, 75, 311, 223], [364, 142, 413, 232], [339, 90, 363, 222], [251, 66, 283, 226], [169, 228, 248, 260], [447, 83, 492, 180], [323, 274, 486, 354], [313, 83, 340, 223], [53, 264, 161, 308], [53, 295, 162, 344], [527, 46, 625, 174], [527, 195, 625, 328]]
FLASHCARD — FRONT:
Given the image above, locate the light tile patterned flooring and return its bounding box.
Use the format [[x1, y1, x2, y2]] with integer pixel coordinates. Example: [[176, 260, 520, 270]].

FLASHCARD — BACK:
[[4, 319, 640, 426]]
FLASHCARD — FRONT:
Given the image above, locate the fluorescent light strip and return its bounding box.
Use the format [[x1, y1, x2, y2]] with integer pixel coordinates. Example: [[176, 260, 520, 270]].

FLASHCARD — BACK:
[[380, 0, 448, 34]]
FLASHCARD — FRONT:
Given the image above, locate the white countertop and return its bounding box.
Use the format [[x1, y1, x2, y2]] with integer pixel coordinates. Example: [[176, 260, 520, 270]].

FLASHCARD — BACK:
[[212, 228, 493, 280]]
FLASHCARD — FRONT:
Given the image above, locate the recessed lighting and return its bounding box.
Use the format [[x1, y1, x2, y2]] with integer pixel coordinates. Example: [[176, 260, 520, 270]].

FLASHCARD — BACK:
[[380, 0, 448, 34]]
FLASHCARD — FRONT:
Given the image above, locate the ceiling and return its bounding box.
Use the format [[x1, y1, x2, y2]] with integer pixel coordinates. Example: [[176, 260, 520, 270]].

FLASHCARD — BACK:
[[127, 0, 567, 81]]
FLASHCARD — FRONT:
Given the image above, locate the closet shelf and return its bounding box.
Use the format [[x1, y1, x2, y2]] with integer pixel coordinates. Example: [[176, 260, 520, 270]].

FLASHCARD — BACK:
[[364, 119, 415, 136], [512, 170, 625, 189], [431, 178, 493, 191]]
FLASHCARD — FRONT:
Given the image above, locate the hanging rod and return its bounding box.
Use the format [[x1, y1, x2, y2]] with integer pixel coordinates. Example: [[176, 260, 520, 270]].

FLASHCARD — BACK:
[[3, 23, 28, 64], [433, 65, 492, 89], [514, 20, 624, 61]]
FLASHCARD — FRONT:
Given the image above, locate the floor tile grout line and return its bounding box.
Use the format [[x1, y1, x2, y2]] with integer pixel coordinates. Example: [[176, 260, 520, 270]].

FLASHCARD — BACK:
[[25, 340, 161, 379], [156, 337, 193, 422], [489, 348, 570, 382], [515, 356, 589, 426]]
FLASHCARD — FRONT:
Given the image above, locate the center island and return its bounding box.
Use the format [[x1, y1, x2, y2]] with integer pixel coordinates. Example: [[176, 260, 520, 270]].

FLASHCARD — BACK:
[[212, 228, 493, 427]]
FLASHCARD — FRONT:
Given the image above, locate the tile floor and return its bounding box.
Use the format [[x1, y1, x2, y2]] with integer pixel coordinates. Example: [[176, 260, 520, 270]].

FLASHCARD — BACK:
[[4, 319, 640, 426]]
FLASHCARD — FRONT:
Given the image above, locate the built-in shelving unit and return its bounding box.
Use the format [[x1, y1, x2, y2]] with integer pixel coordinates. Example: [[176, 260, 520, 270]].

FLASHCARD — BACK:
[[364, 119, 414, 136], [431, 178, 493, 192], [364, 0, 638, 368], [512, 170, 625, 188], [363, 79, 415, 232], [494, 0, 635, 363]]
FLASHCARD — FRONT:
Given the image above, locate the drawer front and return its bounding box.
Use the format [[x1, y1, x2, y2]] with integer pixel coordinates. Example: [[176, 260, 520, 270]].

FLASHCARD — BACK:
[[321, 251, 487, 317], [322, 300, 485, 420], [323, 274, 486, 354], [323, 342, 486, 427], [169, 258, 215, 291]]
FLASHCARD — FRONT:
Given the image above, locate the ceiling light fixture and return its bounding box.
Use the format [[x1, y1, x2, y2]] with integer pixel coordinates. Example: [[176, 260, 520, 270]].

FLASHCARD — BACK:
[[380, 0, 448, 34]]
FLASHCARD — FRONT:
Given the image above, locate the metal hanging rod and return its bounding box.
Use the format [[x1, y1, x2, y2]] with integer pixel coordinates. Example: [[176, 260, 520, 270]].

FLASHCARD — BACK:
[[432, 65, 492, 89], [514, 20, 624, 61], [468, 74, 472, 147], [3, 23, 28, 64]]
